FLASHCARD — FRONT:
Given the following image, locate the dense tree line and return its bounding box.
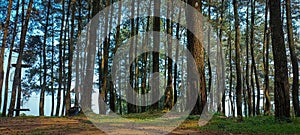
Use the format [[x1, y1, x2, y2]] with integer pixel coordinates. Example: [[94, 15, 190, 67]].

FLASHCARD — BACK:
[[0, 0, 299, 122]]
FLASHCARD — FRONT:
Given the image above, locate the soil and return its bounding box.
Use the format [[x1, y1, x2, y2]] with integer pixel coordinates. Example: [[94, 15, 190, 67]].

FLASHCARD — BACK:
[[0, 117, 244, 135]]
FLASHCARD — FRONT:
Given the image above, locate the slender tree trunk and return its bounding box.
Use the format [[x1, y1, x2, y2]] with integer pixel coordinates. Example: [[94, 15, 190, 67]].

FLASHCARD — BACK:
[[207, 0, 213, 112], [250, 0, 261, 116], [141, 2, 151, 112], [51, 16, 55, 116], [56, 0, 65, 116], [74, 0, 82, 108], [8, 0, 33, 117], [108, 0, 115, 113], [269, 0, 291, 121], [61, 0, 71, 116], [0, 0, 13, 111], [65, 0, 76, 116], [228, 34, 234, 117], [127, 0, 136, 114], [151, 0, 161, 110], [173, 4, 182, 109], [286, 0, 300, 117], [2, 0, 18, 117], [219, 0, 226, 115], [250, 63, 256, 116], [263, 0, 271, 116], [164, 0, 173, 111], [134, 0, 141, 112], [99, 0, 110, 114], [113, 1, 122, 114], [245, 1, 252, 117], [233, 0, 242, 120], [40, 0, 51, 116]]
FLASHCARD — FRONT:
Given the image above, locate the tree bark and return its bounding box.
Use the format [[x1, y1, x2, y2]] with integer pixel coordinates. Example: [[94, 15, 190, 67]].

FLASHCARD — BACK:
[[186, 0, 206, 115]]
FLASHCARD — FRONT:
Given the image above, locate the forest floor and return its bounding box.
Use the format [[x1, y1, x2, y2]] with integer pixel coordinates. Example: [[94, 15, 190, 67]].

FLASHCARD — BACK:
[[0, 114, 299, 135], [0, 117, 213, 135]]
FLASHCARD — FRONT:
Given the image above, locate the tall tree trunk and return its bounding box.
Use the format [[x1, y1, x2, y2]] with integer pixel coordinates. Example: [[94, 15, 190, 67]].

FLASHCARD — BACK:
[[74, 0, 82, 108], [245, 1, 252, 117], [207, 0, 213, 112], [250, 0, 261, 116], [108, 0, 115, 113], [61, 0, 71, 116], [286, 0, 300, 117], [269, 0, 291, 121], [51, 16, 55, 116], [134, 0, 141, 113], [251, 63, 256, 116], [164, 0, 173, 111], [99, 0, 110, 114], [56, 0, 65, 116], [263, 0, 271, 116], [127, 0, 136, 114], [2, 0, 20, 117], [219, 0, 226, 115], [151, 0, 161, 110], [229, 34, 234, 117], [40, 0, 51, 116], [173, 4, 182, 109], [233, 0, 242, 120], [82, 0, 98, 112], [0, 0, 13, 111], [114, 1, 122, 114], [8, 0, 33, 117], [65, 0, 76, 116], [186, 0, 206, 115], [141, 1, 151, 112]]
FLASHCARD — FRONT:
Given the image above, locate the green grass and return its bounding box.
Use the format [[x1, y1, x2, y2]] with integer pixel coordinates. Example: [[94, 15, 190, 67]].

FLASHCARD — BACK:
[[199, 114, 300, 134]]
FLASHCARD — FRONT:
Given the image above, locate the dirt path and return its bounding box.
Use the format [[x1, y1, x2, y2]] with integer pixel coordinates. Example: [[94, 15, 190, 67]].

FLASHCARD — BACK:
[[0, 117, 235, 135]]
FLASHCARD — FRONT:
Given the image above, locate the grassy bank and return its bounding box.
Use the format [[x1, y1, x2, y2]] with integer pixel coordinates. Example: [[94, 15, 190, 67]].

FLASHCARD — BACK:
[[199, 114, 300, 134]]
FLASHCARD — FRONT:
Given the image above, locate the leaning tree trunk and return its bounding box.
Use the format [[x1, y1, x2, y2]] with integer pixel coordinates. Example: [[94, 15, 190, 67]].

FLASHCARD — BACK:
[[8, 0, 33, 117], [0, 0, 13, 111], [269, 0, 291, 121], [2, 0, 20, 117], [286, 0, 300, 117]]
